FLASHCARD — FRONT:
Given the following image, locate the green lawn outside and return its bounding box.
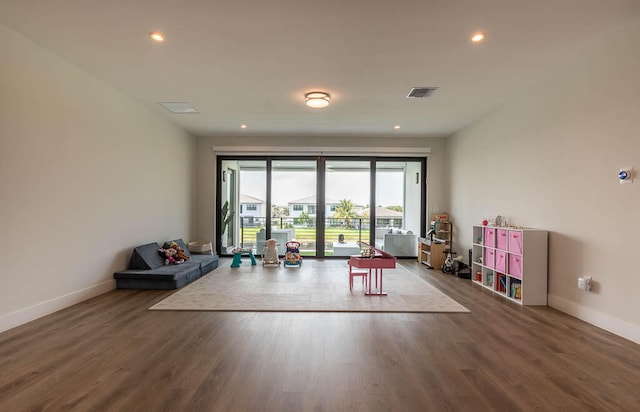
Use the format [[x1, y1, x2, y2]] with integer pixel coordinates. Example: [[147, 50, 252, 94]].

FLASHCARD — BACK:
[[238, 226, 369, 256], [239, 226, 366, 244]]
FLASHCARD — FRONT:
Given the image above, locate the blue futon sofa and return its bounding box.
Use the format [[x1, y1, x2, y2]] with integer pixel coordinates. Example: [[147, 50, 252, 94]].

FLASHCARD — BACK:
[[114, 239, 218, 289]]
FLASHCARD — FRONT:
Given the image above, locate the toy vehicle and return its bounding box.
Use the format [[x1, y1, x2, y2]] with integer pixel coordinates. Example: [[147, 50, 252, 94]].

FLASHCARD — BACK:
[[284, 241, 302, 267]]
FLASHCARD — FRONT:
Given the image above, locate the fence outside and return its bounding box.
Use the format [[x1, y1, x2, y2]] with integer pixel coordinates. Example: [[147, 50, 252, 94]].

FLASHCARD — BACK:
[[237, 216, 403, 255]]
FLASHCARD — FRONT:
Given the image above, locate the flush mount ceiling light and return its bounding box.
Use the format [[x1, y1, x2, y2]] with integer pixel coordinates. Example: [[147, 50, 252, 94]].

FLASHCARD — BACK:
[[149, 32, 165, 42], [305, 91, 331, 108], [471, 32, 485, 42]]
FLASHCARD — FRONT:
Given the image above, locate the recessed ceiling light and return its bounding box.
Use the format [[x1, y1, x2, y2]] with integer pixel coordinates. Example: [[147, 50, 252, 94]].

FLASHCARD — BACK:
[[305, 91, 331, 108], [149, 32, 165, 42], [158, 102, 198, 114], [394, 125, 401, 130], [471, 32, 485, 43], [240, 124, 247, 129]]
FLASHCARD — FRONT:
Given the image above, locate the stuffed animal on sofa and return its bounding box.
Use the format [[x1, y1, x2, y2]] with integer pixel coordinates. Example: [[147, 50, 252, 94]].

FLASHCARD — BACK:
[[168, 242, 190, 262], [158, 247, 179, 265]]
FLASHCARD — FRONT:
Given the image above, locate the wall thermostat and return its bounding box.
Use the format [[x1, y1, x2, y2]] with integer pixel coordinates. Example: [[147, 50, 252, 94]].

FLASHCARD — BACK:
[[619, 167, 633, 184]]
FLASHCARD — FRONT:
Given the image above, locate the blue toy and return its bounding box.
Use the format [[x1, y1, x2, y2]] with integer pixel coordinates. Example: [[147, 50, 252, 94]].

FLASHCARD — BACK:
[[231, 248, 257, 268]]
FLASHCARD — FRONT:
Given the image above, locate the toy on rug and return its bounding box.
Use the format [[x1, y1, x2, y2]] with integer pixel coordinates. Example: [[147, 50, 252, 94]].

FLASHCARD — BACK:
[[262, 238, 280, 267], [230, 247, 257, 268], [284, 241, 302, 267], [168, 241, 191, 262], [158, 247, 183, 265]]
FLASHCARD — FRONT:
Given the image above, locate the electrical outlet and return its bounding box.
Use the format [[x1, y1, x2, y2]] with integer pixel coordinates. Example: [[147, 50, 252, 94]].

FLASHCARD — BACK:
[[578, 276, 593, 291]]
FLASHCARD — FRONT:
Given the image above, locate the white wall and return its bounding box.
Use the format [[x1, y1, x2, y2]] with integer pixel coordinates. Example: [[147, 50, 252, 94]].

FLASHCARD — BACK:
[[446, 21, 640, 343], [0, 24, 196, 332], [195, 136, 447, 251]]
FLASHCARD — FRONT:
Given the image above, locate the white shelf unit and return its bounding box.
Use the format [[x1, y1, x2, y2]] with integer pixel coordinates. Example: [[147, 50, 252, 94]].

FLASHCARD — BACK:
[[471, 225, 548, 305]]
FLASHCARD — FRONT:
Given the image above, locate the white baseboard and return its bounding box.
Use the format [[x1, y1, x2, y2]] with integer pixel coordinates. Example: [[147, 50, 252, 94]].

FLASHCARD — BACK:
[[548, 294, 640, 345], [0, 280, 115, 334]]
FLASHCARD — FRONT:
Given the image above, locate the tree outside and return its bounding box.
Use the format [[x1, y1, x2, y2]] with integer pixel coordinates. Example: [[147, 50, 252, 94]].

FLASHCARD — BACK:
[[295, 211, 310, 226], [332, 199, 358, 228], [271, 204, 289, 218]]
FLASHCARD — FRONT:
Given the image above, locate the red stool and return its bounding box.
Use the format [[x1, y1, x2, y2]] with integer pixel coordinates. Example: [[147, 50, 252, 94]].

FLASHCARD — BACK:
[[349, 265, 368, 291]]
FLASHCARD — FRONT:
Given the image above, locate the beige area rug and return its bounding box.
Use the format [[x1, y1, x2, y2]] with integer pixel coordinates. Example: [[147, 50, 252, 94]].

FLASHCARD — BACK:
[[149, 259, 469, 313]]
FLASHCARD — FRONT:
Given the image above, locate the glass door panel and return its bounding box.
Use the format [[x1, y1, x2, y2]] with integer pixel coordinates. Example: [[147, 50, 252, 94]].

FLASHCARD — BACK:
[[219, 160, 237, 253], [375, 161, 421, 257], [324, 160, 370, 256], [271, 160, 317, 256], [238, 160, 267, 254]]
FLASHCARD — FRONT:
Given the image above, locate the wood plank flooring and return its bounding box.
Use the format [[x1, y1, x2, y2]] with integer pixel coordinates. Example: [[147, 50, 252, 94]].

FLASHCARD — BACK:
[[1, 259, 639, 411]]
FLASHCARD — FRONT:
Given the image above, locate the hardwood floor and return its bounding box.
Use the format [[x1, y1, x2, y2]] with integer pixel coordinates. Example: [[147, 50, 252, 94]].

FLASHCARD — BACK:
[[1, 259, 639, 411]]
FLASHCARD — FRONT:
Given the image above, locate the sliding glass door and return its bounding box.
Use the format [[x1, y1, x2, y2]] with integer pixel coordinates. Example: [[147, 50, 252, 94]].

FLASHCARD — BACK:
[[217, 156, 425, 258], [374, 161, 423, 257], [324, 160, 370, 256], [272, 159, 317, 256], [219, 159, 266, 254]]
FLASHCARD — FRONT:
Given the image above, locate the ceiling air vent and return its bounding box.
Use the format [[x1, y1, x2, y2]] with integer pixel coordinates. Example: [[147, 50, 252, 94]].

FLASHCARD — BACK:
[[158, 102, 199, 114], [406, 87, 438, 98]]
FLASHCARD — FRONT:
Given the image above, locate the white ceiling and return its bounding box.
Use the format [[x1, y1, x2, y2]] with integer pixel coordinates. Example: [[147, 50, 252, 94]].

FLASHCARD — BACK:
[[1, 0, 638, 138]]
